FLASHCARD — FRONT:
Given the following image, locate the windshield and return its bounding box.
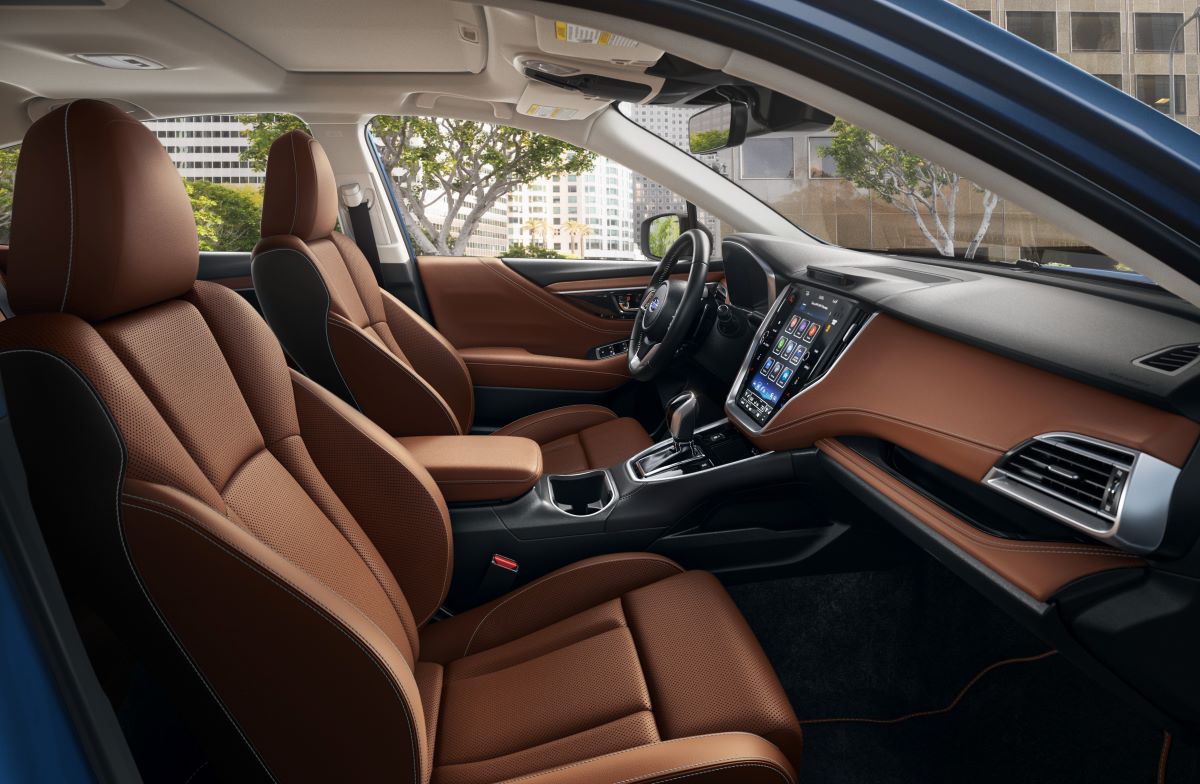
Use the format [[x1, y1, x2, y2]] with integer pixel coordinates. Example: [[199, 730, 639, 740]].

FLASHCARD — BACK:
[[618, 1, 1200, 289]]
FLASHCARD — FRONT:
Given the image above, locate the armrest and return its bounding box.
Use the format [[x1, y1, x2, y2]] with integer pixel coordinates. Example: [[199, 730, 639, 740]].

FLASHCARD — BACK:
[[397, 435, 542, 504], [496, 732, 796, 784], [458, 346, 630, 391]]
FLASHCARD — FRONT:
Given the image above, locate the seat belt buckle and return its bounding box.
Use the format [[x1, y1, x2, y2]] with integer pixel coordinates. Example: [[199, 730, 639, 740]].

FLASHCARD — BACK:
[[479, 554, 519, 599]]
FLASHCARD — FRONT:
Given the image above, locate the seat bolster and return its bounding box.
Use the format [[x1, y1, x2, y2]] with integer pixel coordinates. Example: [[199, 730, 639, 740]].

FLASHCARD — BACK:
[[379, 287, 475, 429], [419, 553, 684, 664], [493, 733, 796, 784], [291, 370, 454, 627], [327, 313, 463, 436], [492, 404, 619, 444], [120, 479, 429, 784]]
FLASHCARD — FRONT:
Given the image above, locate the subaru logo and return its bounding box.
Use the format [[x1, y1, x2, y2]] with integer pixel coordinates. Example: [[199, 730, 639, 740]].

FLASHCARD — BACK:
[[648, 297, 661, 313]]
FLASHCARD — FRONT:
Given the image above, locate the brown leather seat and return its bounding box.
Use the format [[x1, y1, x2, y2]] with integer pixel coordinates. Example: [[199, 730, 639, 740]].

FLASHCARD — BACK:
[[250, 131, 652, 475], [0, 100, 801, 782]]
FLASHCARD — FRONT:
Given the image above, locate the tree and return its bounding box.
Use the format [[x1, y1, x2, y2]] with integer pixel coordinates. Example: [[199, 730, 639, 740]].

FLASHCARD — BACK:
[[502, 242, 566, 259], [561, 219, 592, 257], [238, 114, 311, 172], [523, 217, 550, 248], [0, 145, 18, 244], [367, 116, 597, 255], [822, 119, 1000, 258], [184, 180, 263, 251], [648, 214, 681, 258]]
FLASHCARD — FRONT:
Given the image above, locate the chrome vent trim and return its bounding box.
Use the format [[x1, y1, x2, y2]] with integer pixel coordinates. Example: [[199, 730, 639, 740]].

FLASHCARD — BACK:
[[983, 433, 1179, 554], [1134, 343, 1200, 375]]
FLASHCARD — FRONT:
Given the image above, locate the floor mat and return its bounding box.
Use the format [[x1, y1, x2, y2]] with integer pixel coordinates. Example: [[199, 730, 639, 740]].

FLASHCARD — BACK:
[[727, 562, 1199, 783]]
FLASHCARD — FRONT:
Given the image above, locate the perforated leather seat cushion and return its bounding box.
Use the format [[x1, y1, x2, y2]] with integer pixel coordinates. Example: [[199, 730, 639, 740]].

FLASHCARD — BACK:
[[419, 558, 803, 784]]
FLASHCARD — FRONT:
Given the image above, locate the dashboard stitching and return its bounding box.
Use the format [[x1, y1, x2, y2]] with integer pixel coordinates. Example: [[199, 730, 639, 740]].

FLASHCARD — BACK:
[[769, 407, 1005, 457]]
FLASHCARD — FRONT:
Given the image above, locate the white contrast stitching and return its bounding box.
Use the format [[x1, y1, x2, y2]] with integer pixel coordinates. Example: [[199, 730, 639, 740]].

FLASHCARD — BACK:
[[60, 103, 75, 312]]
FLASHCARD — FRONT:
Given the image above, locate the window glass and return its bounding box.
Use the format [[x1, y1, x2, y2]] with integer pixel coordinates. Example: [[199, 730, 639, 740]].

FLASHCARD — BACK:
[[1135, 74, 1187, 114], [1134, 12, 1185, 52], [367, 114, 724, 260], [968, 9, 991, 22], [144, 113, 308, 251], [807, 137, 839, 179], [1071, 12, 1121, 52], [1007, 11, 1057, 51], [740, 137, 796, 179], [1093, 73, 1123, 90], [0, 144, 16, 245]]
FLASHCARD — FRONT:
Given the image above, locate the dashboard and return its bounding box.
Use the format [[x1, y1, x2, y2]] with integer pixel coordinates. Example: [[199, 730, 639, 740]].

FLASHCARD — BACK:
[[714, 232, 1200, 734]]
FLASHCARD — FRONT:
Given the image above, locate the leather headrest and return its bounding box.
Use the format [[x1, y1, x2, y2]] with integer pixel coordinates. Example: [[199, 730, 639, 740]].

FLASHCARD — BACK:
[[7, 99, 198, 321], [260, 130, 339, 242]]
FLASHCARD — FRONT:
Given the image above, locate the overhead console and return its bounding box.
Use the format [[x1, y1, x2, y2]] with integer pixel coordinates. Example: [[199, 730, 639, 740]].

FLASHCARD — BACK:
[[730, 284, 869, 429]]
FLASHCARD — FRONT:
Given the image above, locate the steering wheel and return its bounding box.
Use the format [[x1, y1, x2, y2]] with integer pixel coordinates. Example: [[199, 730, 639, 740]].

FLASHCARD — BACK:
[[627, 228, 712, 381]]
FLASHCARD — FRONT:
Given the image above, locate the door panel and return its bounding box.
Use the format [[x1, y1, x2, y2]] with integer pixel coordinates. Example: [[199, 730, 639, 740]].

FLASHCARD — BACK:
[[416, 256, 635, 368]]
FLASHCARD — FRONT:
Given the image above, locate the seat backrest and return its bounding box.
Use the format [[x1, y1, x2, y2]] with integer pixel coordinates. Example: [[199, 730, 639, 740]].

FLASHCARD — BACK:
[[252, 131, 474, 437], [0, 100, 451, 783]]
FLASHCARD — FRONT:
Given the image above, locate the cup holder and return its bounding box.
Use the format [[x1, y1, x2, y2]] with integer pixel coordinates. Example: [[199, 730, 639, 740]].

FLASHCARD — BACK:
[[547, 470, 614, 516]]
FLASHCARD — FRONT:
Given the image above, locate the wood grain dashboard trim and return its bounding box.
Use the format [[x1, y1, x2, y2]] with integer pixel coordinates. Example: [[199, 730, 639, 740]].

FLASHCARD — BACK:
[[732, 313, 1200, 481], [818, 437, 1143, 601]]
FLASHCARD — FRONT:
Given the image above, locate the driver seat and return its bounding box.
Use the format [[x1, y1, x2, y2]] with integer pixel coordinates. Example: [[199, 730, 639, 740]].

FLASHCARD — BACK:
[[251, 131, 652, 474]]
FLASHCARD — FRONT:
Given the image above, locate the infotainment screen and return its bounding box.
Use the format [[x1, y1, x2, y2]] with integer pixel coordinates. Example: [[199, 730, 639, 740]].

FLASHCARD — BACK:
[[735, 286, 862, 427]]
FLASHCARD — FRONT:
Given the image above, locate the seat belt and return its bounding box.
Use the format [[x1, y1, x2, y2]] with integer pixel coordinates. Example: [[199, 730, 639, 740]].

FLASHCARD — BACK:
[[340, 183, 385, 287]]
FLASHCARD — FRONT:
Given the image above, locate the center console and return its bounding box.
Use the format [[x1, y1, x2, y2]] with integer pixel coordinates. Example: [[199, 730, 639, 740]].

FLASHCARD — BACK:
[[729, 283, 869, 430]]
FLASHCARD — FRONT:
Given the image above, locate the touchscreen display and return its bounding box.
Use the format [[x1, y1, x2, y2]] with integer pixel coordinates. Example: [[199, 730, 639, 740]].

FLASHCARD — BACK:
[[736, 286, 859, 427], [746, 310, 825, 406]]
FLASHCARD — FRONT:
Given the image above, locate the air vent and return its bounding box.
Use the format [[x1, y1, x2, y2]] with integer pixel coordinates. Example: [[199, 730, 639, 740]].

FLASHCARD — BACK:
[[983, 433, 1180, 554], [1135, 343, 1200, 375], [995, 436, 1131, 519], [74, 53, 166, 71]]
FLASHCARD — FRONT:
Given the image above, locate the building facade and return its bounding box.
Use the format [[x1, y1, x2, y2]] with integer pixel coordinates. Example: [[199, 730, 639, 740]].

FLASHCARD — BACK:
[[508, 156, 641, 260], [143, 114, 263, 185]]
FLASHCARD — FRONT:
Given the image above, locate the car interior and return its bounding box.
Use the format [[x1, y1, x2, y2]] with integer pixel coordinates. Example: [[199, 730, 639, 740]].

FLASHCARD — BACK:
[[1, 2, 1200, 783]]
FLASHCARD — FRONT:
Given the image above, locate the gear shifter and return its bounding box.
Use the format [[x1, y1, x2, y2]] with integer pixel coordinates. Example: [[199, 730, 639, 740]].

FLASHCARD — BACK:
[[666, 391, 698, 450]]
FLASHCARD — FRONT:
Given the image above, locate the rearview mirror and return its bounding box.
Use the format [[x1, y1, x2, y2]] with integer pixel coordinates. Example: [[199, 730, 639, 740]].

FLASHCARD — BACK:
[[688, 102, 748, 154]]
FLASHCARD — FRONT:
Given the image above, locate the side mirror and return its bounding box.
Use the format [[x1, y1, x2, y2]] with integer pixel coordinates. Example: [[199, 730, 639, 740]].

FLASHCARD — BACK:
[[640, 213, 683, 259], [688, 102, 748, 154], [639, 212, 714, 260]]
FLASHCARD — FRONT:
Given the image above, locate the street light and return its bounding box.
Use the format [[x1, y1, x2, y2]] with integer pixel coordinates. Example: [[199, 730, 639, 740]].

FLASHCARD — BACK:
[[1167, 8, 1200, 118]]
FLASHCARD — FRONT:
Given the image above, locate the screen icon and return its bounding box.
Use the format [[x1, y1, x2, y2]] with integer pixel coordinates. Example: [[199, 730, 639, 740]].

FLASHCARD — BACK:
[[797, 319, 809, 334], [790, 347, 806, 365], [781, 340, 796, 359], [778, 367, 793, 385], [769, 363, 783, 381], [774, 336, 787, 354], [786, 315, 801, 333], [803, 322, 820, 343], [762, 357, 775, 372]]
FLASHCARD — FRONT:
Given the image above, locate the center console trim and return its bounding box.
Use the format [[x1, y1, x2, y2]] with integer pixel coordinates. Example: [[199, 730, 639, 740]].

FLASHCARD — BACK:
[[725, 284, 877, 434], [625, 418, 774, 484]]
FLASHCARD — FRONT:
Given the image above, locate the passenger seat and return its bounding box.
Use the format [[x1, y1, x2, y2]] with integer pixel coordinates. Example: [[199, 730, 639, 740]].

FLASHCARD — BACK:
[[0, 100, 802, 783], [251, 131, 652, 474]]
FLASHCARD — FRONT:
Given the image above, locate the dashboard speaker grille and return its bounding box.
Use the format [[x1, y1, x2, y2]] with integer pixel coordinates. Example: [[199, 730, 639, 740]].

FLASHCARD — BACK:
[[1135, 344, 1200, 374]]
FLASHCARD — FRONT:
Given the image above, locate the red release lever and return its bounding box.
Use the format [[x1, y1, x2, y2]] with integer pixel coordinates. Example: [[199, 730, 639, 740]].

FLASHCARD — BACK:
[[491, 554, 519, 572]]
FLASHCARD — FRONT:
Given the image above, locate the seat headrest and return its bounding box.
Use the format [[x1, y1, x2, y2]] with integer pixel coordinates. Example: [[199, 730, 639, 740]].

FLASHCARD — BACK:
[[260, 130, 339, 242], [7, 99, 198, 321]]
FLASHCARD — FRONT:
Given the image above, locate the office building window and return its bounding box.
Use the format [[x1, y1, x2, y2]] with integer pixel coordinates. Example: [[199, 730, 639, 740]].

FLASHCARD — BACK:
[[807, 137, 840, 179], [1134, 13, 1184, 52], [741, 137, 795, 179], [1071, 12, 1120, 52], [1007, 11, 1057, 51], [969, 10, 991, 23], [1135, 75, 1186, 115], [1093, 73, 1123, 90]]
